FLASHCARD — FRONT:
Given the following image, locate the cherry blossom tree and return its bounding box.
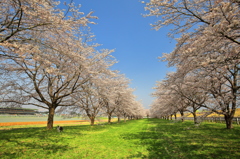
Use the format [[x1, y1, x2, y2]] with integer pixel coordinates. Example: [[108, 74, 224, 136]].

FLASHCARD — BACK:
[[0, 0, 98, 71], [99, 74, 131, 123], [151, 82, 176, 119], [146, 0, 240, 129], [113, 90, 132, 122], [1, 0, 56, 44], [152, 62, 239, 128], [145, 109, 150, 118], [174, 76, 207, 124], [151, 79, 188, 120], [145, 0, 239, 47], [0, 0, 110, 129], [66, 72, 145, 125], [129, 100, 145, 119], [112, 87, 144, 122], [0, 39, 116, 129], [57, 56, 118, 126], [190, 63, 240, 128], [73, 81, 105, 126]]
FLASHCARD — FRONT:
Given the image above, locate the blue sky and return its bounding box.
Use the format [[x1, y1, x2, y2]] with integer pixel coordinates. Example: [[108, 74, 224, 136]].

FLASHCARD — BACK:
[[70, 0, 176, 109]]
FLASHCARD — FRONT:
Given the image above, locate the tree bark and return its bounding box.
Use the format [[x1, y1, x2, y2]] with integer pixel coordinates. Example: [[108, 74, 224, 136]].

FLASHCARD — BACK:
[[180, 111, 184, 122], [124, 116, 127, 122], [47, 107, 56, 130], [108, 115, 112, 124], [224, 80, 237, 129], [118, 116, 120, 123], [90, 117, 95, 126], [224, 114, 233, 129], [193, 112, 198, 124]]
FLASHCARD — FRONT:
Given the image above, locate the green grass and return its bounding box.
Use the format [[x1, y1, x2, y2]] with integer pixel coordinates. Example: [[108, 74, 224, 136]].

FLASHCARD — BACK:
[[0, 119, 240, 159]]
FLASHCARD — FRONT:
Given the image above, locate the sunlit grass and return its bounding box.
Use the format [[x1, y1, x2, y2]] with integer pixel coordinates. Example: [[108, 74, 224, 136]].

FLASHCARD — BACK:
[[0, 119, 240, 158]]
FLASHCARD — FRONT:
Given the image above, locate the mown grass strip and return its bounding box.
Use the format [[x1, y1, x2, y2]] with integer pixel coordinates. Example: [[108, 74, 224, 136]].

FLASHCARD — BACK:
[[0, 119, 239, 159]]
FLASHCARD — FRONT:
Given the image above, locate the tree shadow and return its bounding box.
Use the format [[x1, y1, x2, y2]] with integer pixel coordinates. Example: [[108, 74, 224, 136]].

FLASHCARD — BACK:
[[122, 118, 240, 159], [0, 125, 91, 158], [0, 121, 134, 158]]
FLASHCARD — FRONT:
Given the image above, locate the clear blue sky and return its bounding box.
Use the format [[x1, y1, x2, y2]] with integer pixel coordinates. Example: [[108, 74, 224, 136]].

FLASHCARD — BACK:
[[68, 0, 176, 109]]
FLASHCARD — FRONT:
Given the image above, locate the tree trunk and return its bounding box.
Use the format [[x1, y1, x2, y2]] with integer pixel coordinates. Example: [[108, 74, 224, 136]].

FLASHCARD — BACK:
[[108, 115, 112, 124], [90, 117, 95, 126], [224, 114, 233, 129], [224, 85, 237, 129], [118, 116, 120, 123], [47, 107, 56, 130], [174, 114, 177, 120], [193, 112, 198, 124], [180, 111, 184, 122]]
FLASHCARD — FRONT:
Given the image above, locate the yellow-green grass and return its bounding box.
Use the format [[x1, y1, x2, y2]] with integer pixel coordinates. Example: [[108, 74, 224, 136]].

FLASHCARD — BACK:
[[0, 119, 240, 158]]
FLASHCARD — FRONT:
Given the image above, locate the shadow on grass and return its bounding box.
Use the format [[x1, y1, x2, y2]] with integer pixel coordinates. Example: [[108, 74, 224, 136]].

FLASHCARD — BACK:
[[0, 124, 92, 158], [0, 120, 133, 158], [123, 118, 240, 159], [0, 128, 66, 157], [1, 119, 240, 158]]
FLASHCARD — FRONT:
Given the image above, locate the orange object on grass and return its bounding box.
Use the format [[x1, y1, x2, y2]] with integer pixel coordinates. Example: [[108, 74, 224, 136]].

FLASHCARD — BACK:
[[0, 120, 86, 126]]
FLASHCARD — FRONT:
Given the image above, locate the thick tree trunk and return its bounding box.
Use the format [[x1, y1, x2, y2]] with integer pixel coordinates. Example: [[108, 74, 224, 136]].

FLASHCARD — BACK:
[[193, 112, 198, 124], [224, 86, 237, 129], [224, 115, 233, 129], [118, 116, 120, 123], [174, 114, 177, 120], [47, 107, 56, 130], [90, 117, 95, 126]]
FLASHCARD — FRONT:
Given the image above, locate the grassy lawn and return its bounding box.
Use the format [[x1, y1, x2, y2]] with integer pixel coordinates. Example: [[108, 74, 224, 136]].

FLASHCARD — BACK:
[[0, 119, 240, 159]]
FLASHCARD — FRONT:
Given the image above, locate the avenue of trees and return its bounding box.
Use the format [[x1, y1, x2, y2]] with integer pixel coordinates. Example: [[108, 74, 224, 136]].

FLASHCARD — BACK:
[[0, 0, 145, 129], [146, 0, 240, 129]]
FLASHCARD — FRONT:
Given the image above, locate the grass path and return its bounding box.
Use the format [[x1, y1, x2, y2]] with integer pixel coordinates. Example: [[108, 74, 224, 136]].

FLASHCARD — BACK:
[[0, 119, 240, 158], [0, 119, 150, 159]]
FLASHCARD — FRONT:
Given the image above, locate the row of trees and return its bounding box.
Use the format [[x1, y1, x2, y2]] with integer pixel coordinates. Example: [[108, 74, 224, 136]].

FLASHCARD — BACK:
[[146, 0, 239, 129], [57, 74, 146, 126], [0, 0, 145, 129]]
